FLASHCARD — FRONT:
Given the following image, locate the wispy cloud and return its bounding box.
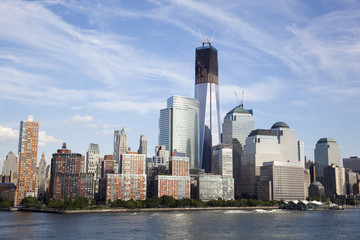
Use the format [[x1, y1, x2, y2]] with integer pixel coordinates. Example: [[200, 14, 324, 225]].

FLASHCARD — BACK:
[[38, 131, 62, 147], [65, 115, 93, 124], [0, 124, 18, 145]]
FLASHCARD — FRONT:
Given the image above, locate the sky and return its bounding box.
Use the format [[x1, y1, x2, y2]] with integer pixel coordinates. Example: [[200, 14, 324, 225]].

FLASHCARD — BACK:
[[0, 0, 359, 168]]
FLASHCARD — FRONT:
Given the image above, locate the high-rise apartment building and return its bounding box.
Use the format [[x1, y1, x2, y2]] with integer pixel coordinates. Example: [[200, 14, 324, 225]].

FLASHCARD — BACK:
[[100, 152, 147, 202], [155, 152, 191, 199], [15, 115, 39, 206], [315, 138, 341, 183], [343, 156, 360, 173], [49, 143, 93, 200], [195, 43, 221, 172], [138, 135, 147, 156], [323, 164, 346, 198], [114, 128, 127, 173], [159, 95, 199, 169]]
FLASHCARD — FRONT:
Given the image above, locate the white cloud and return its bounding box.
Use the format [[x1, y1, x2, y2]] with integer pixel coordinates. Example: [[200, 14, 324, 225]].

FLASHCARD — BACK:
[[220, 77, 288, 104], [65, 115, 93, 124], [0, 125, 18, 145], [38, 131, 62, 147], [85, 124, 97, 129]]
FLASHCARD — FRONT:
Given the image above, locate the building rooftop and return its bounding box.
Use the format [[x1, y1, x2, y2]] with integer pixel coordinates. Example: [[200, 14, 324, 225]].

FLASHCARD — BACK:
[[226, 105, 252, 115], [310, 181, 323, 187], [317, 138, 336, 144], [271, 121, 290, 129], [249, 129, 275, 137]]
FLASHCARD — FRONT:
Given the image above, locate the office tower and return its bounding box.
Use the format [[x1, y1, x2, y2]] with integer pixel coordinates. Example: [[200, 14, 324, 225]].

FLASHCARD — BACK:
[[257, 161, 305, 201], [114, 128, 127, 173], [49, 143, 94, 200], [343, 156, 360, 173], [159, 95, 199, 169], [314, 138, 341, 183], [86, 143, 101, 197], [37, 153, 47, 198], [155, 152, 191, 199], [138, 134, 147, 156], [100, 152, 147, 202], [15, 115, 39, 206], [212, 144, 233, 177], [2, 151, 17, 183], [323, 164, 346, 198], [195, 43, 221, 172], [271, 122, 304, 164], [241, 129, 283, 197], [222, 105, 254, 197]]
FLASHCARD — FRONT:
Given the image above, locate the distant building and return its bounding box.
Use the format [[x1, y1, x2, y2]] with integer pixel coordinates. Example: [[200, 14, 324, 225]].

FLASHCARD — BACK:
[[49, 143, 94, 200], [138, 135, 147, 156], [86, 143, 101, 198], [37, 153, 47, 199], [113, 128, 127, 173], [304, 169, 311, 198], [343, 156, 360, 173], [323, 164, 346, 198], [257, 161, 305, 201], [345, 169, 358, 196], [2, 151, 17, 182], [0, 183, 16, 202], [315, 138, 341, 184], [159, 95, 199, 169], [15, 115, 39, 206], [308, 181, 325, 198]]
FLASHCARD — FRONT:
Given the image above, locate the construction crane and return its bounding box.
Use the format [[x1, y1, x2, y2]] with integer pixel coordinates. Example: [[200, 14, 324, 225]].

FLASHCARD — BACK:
[[196, 23, 217, 46]]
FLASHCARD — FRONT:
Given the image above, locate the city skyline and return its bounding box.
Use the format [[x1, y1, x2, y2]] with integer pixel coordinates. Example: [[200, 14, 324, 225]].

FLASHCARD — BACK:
[[1, 0, 360, 168]]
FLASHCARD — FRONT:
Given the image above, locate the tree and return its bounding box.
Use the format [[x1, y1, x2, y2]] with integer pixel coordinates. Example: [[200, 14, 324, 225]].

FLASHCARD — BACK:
[[21, 196, 40, 208]]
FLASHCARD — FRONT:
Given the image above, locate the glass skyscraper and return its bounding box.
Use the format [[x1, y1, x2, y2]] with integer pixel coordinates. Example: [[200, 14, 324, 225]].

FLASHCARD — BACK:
[[159, 95, 199, 169], [195, 43, 221, 172]]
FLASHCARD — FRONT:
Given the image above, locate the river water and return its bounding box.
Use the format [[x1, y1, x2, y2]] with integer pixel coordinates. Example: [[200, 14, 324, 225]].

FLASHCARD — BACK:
[[0, 208, 359, 239]]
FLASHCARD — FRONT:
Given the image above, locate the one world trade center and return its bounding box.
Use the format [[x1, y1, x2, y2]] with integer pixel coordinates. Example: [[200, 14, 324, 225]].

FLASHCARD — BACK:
[[195, 41, 221, 172]]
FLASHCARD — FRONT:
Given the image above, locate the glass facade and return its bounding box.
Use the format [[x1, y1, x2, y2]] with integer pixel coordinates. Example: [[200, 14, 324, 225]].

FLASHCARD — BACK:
[[195, 45, 221, 172], [159, 96, 199, 169]]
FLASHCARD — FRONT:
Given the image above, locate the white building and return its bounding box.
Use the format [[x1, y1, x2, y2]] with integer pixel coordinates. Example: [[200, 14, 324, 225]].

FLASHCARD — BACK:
[[159, 95, 199, 169], [271, 122, 304, 164], [241, 129, 283, 197], [198, 175, 234, 201]]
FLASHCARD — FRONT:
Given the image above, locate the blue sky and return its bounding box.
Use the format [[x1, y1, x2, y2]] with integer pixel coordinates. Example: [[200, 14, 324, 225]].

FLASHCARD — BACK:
[[0, 0, 359, 168]]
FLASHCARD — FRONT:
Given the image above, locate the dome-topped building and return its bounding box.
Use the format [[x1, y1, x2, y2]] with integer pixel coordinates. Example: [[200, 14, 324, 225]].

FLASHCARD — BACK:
[[271, 121, 290, 129], [271, 121, 304, 165]]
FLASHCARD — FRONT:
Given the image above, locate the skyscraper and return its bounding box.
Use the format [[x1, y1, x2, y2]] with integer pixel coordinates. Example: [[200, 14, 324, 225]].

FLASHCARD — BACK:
[[314, 138, 341, 183], [15, 115, 39, 206], [222, 104, 254, 197], [195, 43, 221, 171], [138, 134, 147, 156], [37, 153, 47, 199], [159, 95, 199, 169], [2, 151, 17, 183], [113, 128, 127, 173]]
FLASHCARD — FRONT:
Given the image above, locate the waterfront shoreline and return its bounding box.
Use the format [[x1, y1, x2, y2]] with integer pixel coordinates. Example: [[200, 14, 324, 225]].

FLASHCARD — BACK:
[[1, 206, 280, 214]]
